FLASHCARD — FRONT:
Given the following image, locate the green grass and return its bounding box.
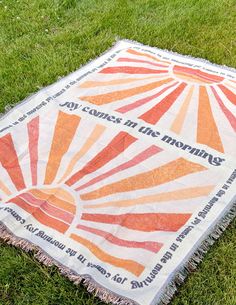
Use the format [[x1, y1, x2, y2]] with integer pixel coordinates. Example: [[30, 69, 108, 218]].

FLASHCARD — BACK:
[[0, 0, 236, 304]]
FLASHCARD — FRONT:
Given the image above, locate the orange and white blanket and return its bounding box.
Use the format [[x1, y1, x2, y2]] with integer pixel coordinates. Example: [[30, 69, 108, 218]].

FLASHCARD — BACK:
[[0, 40, 235, 305]]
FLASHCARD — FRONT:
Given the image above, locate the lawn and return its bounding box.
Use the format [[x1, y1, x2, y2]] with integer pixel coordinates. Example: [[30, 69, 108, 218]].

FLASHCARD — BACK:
[[0, 0, 236, 304]]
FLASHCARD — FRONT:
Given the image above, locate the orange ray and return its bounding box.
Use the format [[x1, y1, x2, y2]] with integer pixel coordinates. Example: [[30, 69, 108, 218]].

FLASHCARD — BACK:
[[44, 111, 80, 184], [218, 84, 236, 106], [100, 66, 168, 75], [59, 124, 106, 183], [0, 133, 26, 191], [40, 188, 75, 204], [139, 82, 187, 124], [79, 75, 165, 88], [173, 65, 223, 84], [117, 57, 168, 68], [80, 158, 207, 200], [116, 81, 178, 114], [29, 189, 76, 214], [174, 73, 209, 84], [19, 193, 73, 224], [79, 78, 173, 105], [197, 86, 224, 152], [127, 49, 171, 65], [84, 185, 215, 209], [66, 132, 137, 186], [27, 116, 39, 186], [81, 213, 191, 232], [170, 85, 194, 134], [70, 234, 144, 276], [9, 196, 69, 233], [76, 145, 162, 191]]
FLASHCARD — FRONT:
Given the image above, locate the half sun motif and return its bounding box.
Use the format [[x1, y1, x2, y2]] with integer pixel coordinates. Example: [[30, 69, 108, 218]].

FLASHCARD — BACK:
[[71, 48, 236, 156], [0, 110, 219, 276]]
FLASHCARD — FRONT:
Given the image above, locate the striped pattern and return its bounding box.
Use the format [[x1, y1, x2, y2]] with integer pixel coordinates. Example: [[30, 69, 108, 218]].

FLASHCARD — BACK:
[[1, 110, 216, 275], [8, 188, 76, 233], [3, 43, 233, 277], [84, 185, 215, 209], [70, 233, 145, 276], [197, 86, 224, 152], [44, 111, 80, 184], [81, 212, 191, 232], [80, 158, 207, 201], [172, 65, 223, 84], [66, 131, 137, 186], [77, 47, 236, 155], [76, 224, 163, 253]]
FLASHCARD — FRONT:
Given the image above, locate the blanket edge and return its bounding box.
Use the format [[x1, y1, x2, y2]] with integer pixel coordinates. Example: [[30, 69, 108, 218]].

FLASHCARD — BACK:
[[0, 199, 235, 305]]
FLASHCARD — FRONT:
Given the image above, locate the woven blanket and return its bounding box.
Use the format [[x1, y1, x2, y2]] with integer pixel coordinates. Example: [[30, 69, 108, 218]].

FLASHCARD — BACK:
[[0, 40, 235, 305]]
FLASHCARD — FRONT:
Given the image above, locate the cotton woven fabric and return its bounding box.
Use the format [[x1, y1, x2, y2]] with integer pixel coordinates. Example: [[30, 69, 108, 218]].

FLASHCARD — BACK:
[[0, 40, 235, 305]]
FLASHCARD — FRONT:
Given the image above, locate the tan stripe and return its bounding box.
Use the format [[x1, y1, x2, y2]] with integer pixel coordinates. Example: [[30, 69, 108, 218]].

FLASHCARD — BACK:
[[44, 111, 80, 184], [174, 72, 216, 84], [223, 81, 236, 91], [29, 189, 76, 214], [197, 86, 224, 152], [84, 185, 215, 209], [170, 86, 194, 134], [80, 158, 207, 201], [70, 234, 144, 276], [58, 124, 106, 183], [80, 78, 173, 105], [127, 49, 170, 65], [0, 179, 11, 196], [79, 75, 168, 88], [40, 188, 75, 204]]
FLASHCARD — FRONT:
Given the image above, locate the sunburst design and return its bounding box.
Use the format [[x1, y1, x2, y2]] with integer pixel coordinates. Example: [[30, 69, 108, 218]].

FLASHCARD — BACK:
[[0, 110, 219, 276], [71, 48, 236, 155]]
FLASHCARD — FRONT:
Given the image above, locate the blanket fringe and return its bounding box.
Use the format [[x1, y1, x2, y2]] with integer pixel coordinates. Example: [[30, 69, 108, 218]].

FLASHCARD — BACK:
[[0, 39, 236, 305], [157, 201, 236, 305], [0, 222, 137, 305], [0, 200, 235, 305], [121, 38, 236, 75], [2, 38, 236, 123]]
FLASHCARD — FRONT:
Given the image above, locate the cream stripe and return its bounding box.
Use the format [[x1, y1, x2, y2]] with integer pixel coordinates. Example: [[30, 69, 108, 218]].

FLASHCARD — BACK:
[[40, 188, 75, 204], [58, 124, 106, 183], [0, 179, 11, 196], [170, 85, 194, 134], [79, 75, 167, 88], [84, 185, 215, 209]]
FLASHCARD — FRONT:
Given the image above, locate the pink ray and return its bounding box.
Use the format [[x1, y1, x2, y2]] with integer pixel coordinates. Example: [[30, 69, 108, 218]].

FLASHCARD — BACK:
[[116, 81, 178, 113], [211, 86, 236, 132], [76, 145, 162, 191], [77, 224, 163, 253]]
